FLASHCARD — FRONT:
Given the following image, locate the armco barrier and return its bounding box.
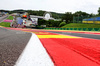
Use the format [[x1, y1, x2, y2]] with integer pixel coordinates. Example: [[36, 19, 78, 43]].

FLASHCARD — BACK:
[[94, 28, 99, 31], [78, 28, 82, 31], [70, 28, 73, 30], [88, 28, 93, 31], [67, 28, 69, 30], [74, 28, 77, 30], [83, 28, 87, 31], [44, 28, 100, 31]]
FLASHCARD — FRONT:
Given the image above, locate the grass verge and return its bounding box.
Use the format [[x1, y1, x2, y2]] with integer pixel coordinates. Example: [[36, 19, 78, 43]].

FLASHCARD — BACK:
[[62, 23, 100, 28], [7, 16, 13, 20], [0, 22, 10, 27]]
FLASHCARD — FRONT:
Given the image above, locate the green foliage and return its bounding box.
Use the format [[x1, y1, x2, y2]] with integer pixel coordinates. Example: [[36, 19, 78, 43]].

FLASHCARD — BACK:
[[51, 20, 61, 27], [51, 12, 64, 19], [62, 23, 100, 28], [2, 9, 64, 19], [36, 25, 44, 29], [0, 10, 9, 12], [38, 18, 46, 26], [62, 12, 73, 23], [0, 22, 10, 27], [73, 11, 89, 16], [27, 10, 46, 16], [7, 16, 13, 20], [98, 7, 100, 16], [72, 11, 96, 23], [27, 10, 64, 19], [46, 20, 53, 27], [38, 19, 61, 27], [59, 22, 66, 27]]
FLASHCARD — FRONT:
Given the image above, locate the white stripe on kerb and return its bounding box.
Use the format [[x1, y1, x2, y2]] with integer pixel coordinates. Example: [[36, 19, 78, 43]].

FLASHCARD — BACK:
[[14, 33, 54, 66]]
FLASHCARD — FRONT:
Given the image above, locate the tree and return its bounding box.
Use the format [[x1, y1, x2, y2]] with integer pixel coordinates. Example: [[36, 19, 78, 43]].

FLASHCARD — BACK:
[[98, 7, 100, 16], [62, 12, 73, 23], [89, 13, 96, 17], [73, 11, 89, 17], [38, 18, 46, 26], [73, 11, 89, 23]]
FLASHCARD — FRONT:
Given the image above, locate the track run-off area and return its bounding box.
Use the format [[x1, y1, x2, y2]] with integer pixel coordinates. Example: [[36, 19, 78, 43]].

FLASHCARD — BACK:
[[3, 27, 100, 66]]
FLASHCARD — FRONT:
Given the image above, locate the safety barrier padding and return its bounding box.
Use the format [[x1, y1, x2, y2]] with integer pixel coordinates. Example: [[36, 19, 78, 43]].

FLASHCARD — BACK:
[[44, 28, 100, 31]]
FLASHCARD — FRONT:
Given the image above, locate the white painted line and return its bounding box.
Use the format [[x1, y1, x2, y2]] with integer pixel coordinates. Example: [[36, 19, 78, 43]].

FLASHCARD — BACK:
[[14, 33, 54, 66]]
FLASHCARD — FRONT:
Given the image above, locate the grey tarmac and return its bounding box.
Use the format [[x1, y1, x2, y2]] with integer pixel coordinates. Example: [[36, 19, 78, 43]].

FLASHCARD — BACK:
[[0, 15, 8, 22], [46, 31, 100, 40], [0, 27, 31, 66]]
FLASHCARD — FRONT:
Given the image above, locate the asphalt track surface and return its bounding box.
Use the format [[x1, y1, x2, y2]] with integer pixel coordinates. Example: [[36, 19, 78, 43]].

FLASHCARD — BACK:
[[0, 27, 31, 66], [1, 27, 100, 66], [46, 31, 100, 40], [5, 28, 100, 66], [0, 15, 8, 22]]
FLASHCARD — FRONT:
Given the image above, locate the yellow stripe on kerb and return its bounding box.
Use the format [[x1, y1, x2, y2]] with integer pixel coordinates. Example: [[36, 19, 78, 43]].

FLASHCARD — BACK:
[[24, 31, 49, 34], [0, 26, 3, 27], [37, 35, 80, 38]]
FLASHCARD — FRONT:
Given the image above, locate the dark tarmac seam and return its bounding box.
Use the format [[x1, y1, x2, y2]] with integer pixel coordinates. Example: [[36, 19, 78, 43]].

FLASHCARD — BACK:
[[46, 31, 100, 40]]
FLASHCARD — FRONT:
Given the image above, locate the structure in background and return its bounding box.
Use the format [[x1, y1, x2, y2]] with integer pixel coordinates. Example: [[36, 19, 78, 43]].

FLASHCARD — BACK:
[[0, 12, 7, 17], [11, 12, 56, 28], [83, 17, 100, 24], [73, 16, 89, 23], [30, 12, 55, 20]]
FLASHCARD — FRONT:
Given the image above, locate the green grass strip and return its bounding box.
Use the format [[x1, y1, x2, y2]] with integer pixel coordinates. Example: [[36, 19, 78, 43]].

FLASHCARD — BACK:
[[0, 22, 10, 27], [7, 16, 13, 20], [62, 23, 100, 28]]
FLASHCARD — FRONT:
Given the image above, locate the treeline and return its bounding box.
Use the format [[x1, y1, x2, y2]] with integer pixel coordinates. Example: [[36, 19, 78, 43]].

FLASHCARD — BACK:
[[1, 7, 100, 25], [0, 9, 92, 22], [0, 9, 64, 19], [37, 7, 100, 27]]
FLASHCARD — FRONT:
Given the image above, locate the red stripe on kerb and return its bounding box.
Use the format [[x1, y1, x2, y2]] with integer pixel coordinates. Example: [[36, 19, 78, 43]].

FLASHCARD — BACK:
[[39, 38, 100, 66]]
